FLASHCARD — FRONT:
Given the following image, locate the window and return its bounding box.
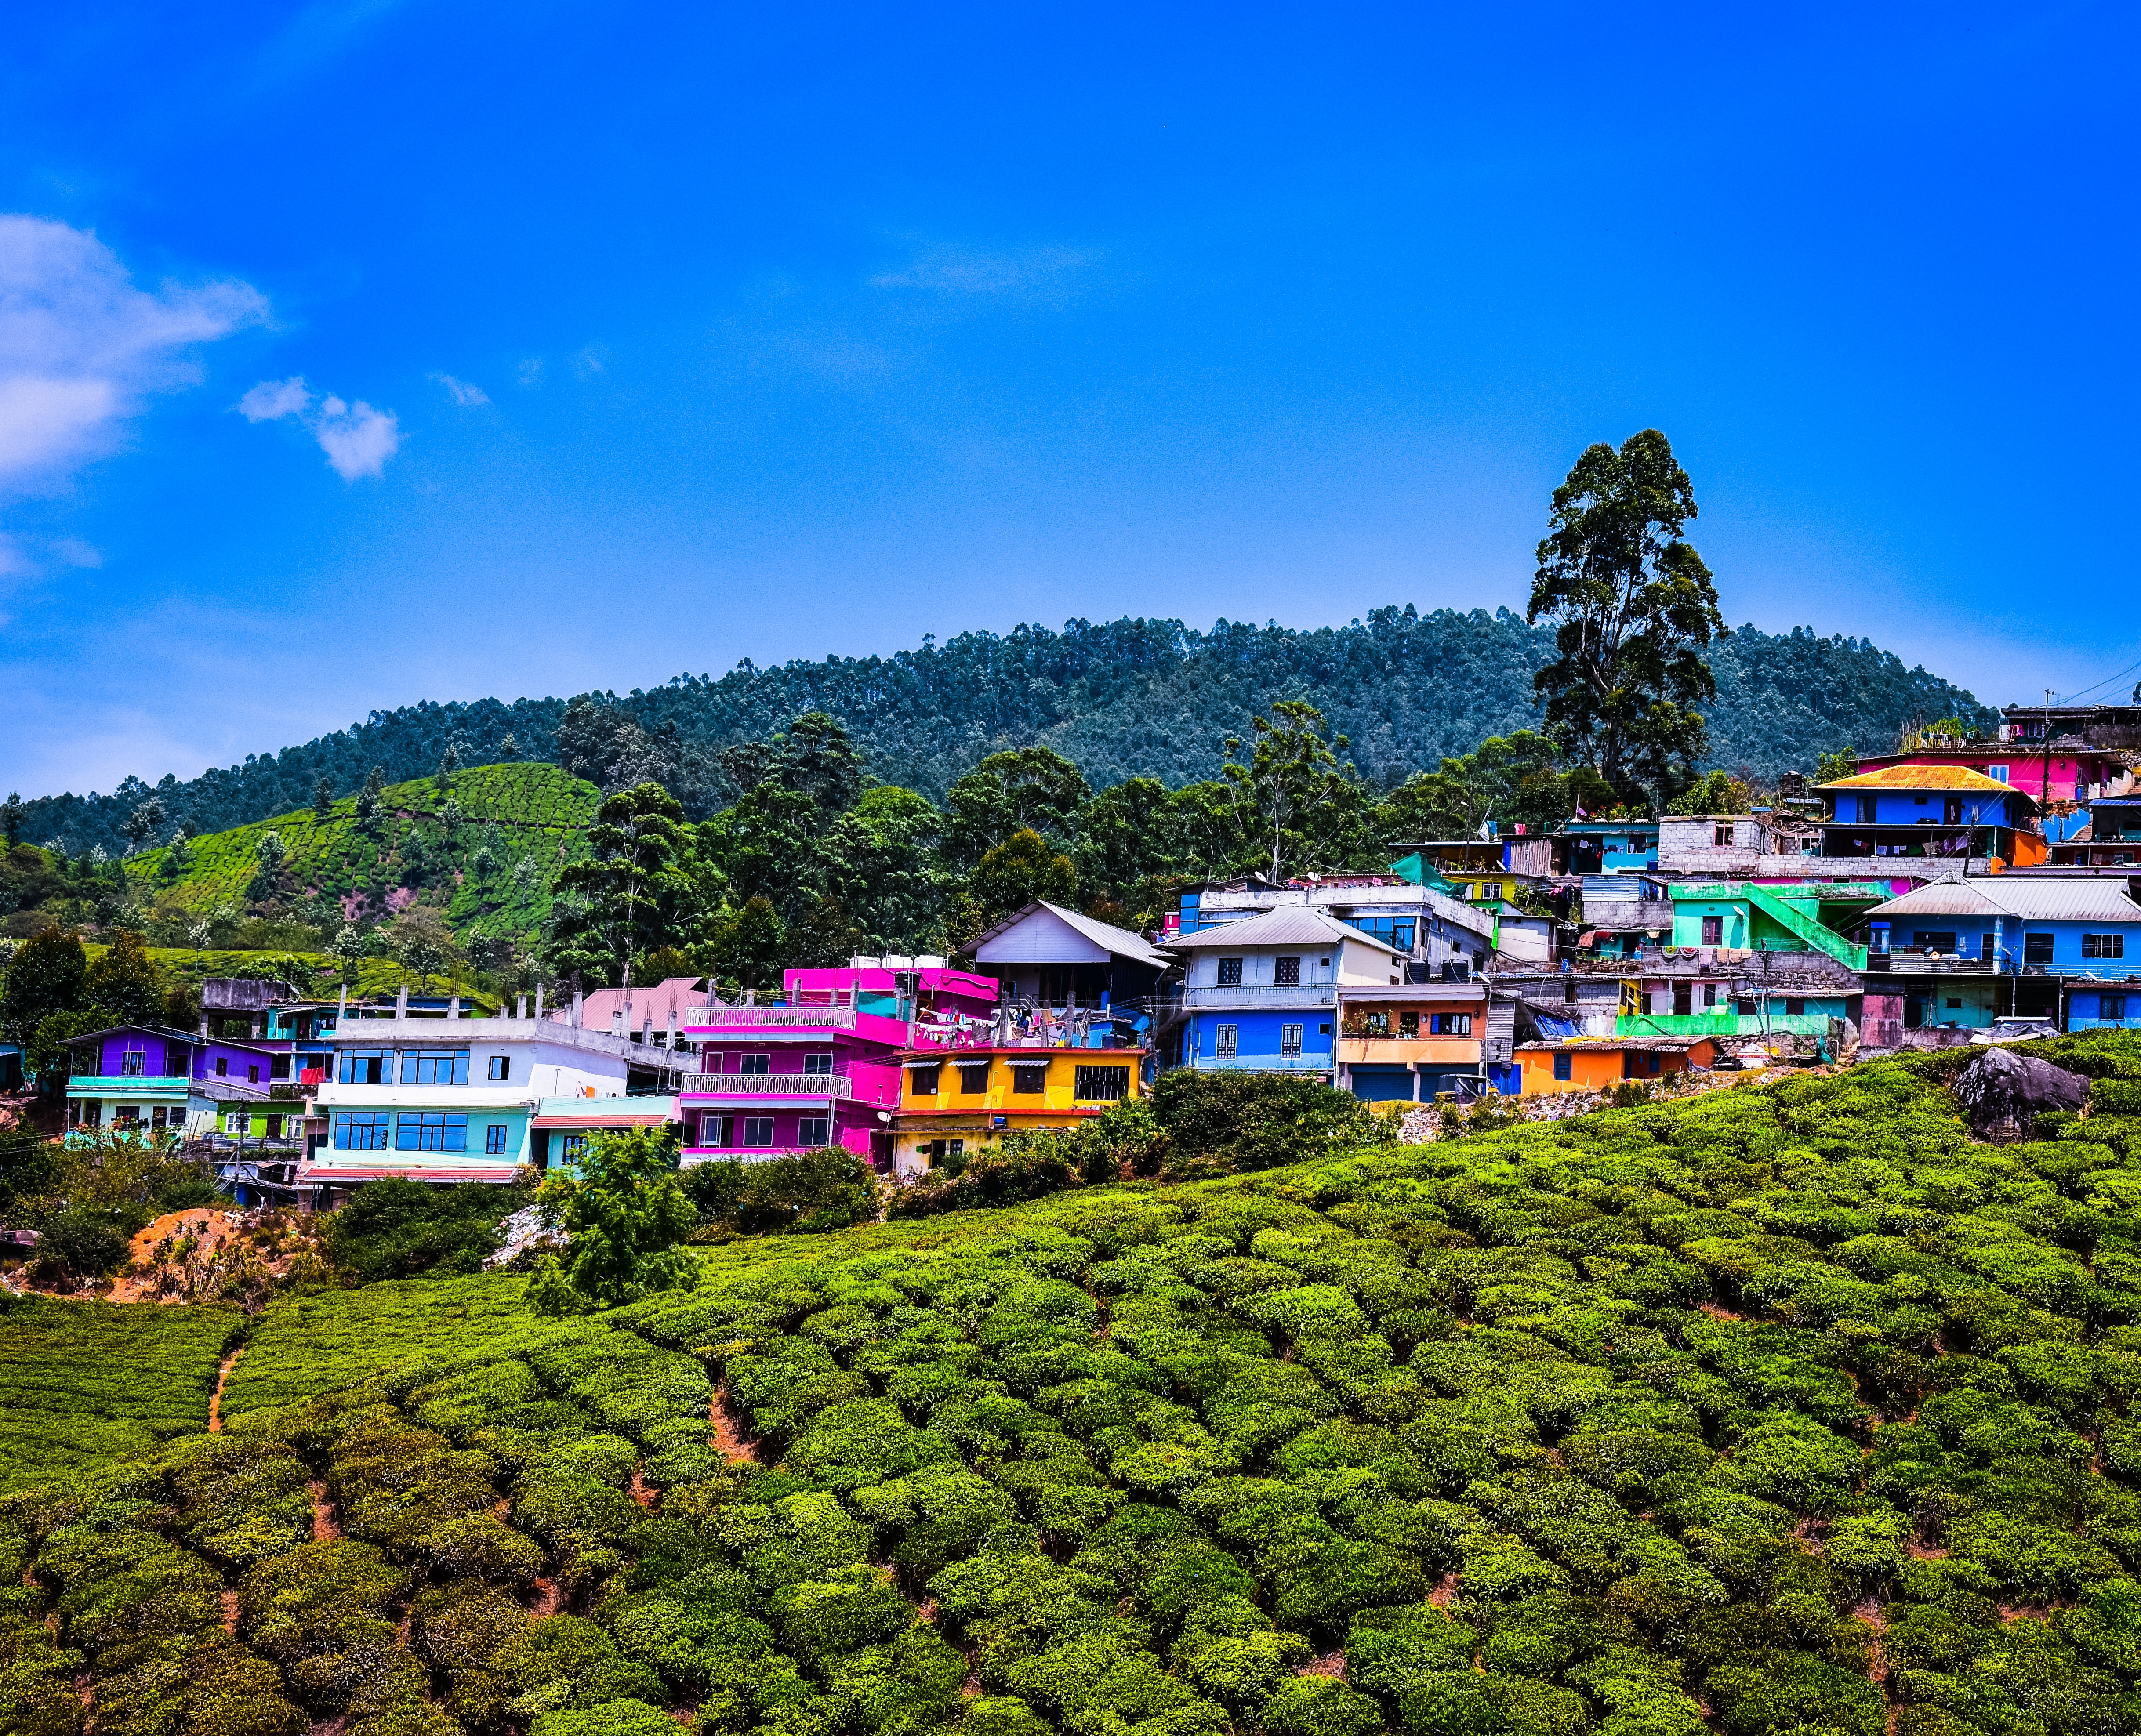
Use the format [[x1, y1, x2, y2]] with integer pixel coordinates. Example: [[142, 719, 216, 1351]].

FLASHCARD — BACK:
[[395, 1112, 468, 1152], [1553, 1052, 1572, 1081], [334, 1111, 392, 1151], [1012, 1064, 1048, 1095], [802, 1052, 834, 1075], [1943, 797, 1964, 824], [1912, 931, 1959, 954], [1428, 1012, 1472, 1036], [215, 1056, 228, 1076], [1563, 982, 1578, 1004], [741, 1117, 774, 1147], [1703, 983, 1719, 1008], [1701, 915, 1723, 945], [1344, 916, 1415, 950], [699, 1112, 733, 1146], [1713, 824, 1732, 847], [1989, 765, 2009, 783], [1074, 1065, 1131, 1102], [488, 1055, 511, 1081], [1274, 957, 1301, 987], [1215, 1024, 1238, 1060], [738, 1053, 770, 1075], [2103, 993, 2129, 1021], [957, 1062, 991, 1095], [224, 1111, 248, 1135], [1980, 933, 1995, 960], [1216, 957, 1244, 987], [1673, 983, 1692, 1016], [485, 1124, 509, 1155], [120, 1049, 145, 1076], [1945, 997, 1962, 1010], [2083, 933, 2126, 959], [1735, 998, 1757, 1015], [1785, 997, 1806, 1016], [401, 1048, 471, 1085], [247, 1064, 260, 1084], [1858, 796, 1878, 823], [1281, 1023, 1303, 1058], [561, 1134, 587, 1161], [1362, 1010, 1391, 1037], [2025, 933, 2055, 965], [1398, 1011, 1419, 1038], [340, 1048, 392, 1084], [909, 1065, 942, 1097], [797, 1117, 831, 1147]]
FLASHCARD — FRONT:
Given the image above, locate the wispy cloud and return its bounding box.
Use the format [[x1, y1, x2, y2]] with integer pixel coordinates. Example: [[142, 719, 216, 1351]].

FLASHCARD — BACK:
[[240, 374, 401, 480], [868, 243, 1102, 297], [430, 371, 488, 406], [516, 357, 544, 388], [0, 214, 266, 489]]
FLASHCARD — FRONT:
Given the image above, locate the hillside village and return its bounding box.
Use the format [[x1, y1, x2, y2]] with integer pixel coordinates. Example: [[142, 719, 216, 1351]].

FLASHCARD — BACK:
[[2, 691, 2137, 1217]]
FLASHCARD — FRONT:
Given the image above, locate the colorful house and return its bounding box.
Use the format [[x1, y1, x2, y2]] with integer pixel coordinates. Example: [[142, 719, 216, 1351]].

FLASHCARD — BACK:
[[63, 1023, 277, 1141], [306, 997, 682, 1194], [1167, 906, 1405, 1078], [1664, 882, 1870, 968], [974, 903, 1173, 1009], [1817, 766, 2038, 865], [2070, 985, 2141, 1032], [1562, 822, 1659, 874], [892, 1029, 1150, 1178], [1333, 981, 1498, 1101], [1863, 876, 2141, 992], [1515, 1035, 1719, 1095], [680, 961, 998, 1170]]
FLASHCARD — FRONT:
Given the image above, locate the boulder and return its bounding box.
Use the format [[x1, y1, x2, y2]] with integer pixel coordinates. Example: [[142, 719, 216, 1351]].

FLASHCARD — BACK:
[[1952, 1046, 2087, 1140]]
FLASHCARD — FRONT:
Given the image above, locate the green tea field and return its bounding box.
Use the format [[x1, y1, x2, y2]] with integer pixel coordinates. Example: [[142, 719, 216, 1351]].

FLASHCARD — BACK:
[[8, 1040, 2141, 1736]]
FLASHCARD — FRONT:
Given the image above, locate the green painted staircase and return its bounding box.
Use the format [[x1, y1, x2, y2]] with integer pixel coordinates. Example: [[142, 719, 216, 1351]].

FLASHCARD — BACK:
[[1740, 883, 1868, 969]]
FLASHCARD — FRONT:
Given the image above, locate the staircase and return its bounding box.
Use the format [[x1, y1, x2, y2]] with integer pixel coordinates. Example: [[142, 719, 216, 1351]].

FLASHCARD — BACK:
[[1741, 884, 1868, 969]]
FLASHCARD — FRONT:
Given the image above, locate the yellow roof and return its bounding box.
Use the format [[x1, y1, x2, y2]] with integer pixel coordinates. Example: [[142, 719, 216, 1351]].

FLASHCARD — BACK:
[[1817, 764, 2017, 794]]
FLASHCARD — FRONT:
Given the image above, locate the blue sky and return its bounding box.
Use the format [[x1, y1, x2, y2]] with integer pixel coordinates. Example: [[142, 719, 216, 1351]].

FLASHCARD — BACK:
[[2, 1, 2135, 798]]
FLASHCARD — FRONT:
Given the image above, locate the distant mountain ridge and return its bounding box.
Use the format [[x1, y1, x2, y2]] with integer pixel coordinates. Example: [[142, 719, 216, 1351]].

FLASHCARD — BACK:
[[20, 607, 1996, 855]]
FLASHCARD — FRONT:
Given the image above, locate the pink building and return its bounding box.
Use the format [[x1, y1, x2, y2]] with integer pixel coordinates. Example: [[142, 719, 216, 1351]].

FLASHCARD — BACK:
[[1856, 743, 2129, 806], [679, 960, 998, 1169]]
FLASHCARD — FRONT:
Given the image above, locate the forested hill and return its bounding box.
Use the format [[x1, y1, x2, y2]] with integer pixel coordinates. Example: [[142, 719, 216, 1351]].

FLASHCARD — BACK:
[[23, 608, 1994, 853]]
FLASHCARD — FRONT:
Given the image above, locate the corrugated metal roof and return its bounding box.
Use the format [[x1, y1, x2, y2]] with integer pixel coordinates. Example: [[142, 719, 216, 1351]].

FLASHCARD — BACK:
[[1166, 905, 1401, 955], [1818, 765, 2019, 793], [1868, 876, 2141, 922]]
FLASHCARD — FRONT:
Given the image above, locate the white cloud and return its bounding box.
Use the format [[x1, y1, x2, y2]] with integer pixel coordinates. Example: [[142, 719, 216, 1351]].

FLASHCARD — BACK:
[[0, 214, 267, 488], [239, 376, 311, 421], [430, 371, 488, 406], [238, 373, 399, 480], [517, 358, 544, 388], [314, 395, 399, 480], [868, 243, 1102, 296]]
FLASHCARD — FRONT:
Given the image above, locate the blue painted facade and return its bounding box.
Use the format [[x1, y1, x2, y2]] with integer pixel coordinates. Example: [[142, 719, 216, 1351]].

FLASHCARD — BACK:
[[1867, 914, 2141, 979], [1831, 787, 2023, 827], [1184, 1007, 1338, 1074], [2070, 986, 2141, 1030]]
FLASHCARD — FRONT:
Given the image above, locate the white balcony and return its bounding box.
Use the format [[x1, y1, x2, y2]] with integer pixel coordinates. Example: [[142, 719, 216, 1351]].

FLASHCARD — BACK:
[[677, 1072, 856, 1098], [1183, 985, 1337, 1009]]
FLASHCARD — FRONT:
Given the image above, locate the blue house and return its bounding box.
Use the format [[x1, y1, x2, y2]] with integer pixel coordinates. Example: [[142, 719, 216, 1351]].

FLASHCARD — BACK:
[[1817, 767, 2034, 863], [1165, 906, 1405, 1077]]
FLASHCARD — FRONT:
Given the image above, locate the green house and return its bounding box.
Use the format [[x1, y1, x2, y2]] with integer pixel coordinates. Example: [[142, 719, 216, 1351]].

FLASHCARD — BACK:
[[1664, 882, 1876, 969]]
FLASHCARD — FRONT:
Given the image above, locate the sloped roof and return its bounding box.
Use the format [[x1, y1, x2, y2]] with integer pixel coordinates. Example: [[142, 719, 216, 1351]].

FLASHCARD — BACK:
[[1867, 876, 2141, 923], [565, 976, 707, 1030], [1165, 905, 1402, 957], [1818, 765, 2020, 794], [973, 901, 1172, 969]]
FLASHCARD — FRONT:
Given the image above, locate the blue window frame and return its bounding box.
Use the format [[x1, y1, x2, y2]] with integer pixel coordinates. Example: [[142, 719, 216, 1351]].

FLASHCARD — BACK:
[[395, 1112, 468, 1152], [2100, 993, 2129, 1022], [334, 1111, 392, 1150], [340, 1048, 392, 1084], [401, 1048, 471, 1085], [1552, 1053, 1572, 1081], [1344, 915, 1417, 951], [485, 1124, 509, 1155]]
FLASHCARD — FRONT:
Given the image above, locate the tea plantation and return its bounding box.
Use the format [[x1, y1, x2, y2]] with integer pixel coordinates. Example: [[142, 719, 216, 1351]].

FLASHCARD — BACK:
[[127, 761, 599, 939], [10, 1041, 2141, 1736]]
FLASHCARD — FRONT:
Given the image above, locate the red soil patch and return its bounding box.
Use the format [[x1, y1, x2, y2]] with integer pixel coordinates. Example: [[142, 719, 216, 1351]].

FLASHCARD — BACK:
[[528, 1577, 565, 1617], [221, 1588, 240, 1636], [1299, 1650, 1346, 1678], [710, 1390, 760, 1464], [309, 1482, 341, 1543], [208, 1348, 243, 1433], [1426, 1573, 1459, 1609]]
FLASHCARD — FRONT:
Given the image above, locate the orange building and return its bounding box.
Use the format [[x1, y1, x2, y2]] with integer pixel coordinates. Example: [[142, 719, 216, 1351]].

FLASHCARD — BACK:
[[1516, 1035, 1718, 1095]]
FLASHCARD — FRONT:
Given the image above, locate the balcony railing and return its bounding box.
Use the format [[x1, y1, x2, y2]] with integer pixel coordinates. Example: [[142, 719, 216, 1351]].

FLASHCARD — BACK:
[[682, 1005, 860, 1030], [1183, 985, 1336, 1009], [677, 1072, 856, 1098]]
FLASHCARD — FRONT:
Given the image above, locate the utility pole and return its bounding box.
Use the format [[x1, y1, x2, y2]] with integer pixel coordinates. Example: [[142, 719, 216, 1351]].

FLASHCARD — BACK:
[[2043, 688, 2055, 819]]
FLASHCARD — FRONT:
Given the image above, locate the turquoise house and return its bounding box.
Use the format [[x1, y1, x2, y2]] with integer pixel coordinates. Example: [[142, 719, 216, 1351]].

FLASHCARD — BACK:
[[1665, 883, 1869, 969]]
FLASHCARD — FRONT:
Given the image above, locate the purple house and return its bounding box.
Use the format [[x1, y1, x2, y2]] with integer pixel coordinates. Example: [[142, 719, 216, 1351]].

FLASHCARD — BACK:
[[64, 1023, 280, 1142], [680, 960, 999, 1169]]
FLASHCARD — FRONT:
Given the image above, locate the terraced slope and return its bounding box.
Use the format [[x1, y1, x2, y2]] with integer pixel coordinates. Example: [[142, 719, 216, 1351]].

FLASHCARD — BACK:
[[7, 1040, 2141, 1736], [125, 761, 599, 943]]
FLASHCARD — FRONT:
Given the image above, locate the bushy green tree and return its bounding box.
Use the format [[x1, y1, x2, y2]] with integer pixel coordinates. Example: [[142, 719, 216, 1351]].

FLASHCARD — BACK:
[[1222, 700, 1375, 882], [528, 1126, 696, 1312], [549, 783, 701, 988], [82, 930, 171, 1027], [942, 747, 1090, 869], [1529, 428, 1724, 801], [1, 925, 87, 1042], [965, 830, 1077, 935]]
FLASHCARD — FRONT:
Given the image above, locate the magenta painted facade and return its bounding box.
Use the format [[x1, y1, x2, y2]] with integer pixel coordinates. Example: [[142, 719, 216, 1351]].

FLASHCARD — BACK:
[[680, 964, 998, 1168], [1857, 748, 2127, 805]]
